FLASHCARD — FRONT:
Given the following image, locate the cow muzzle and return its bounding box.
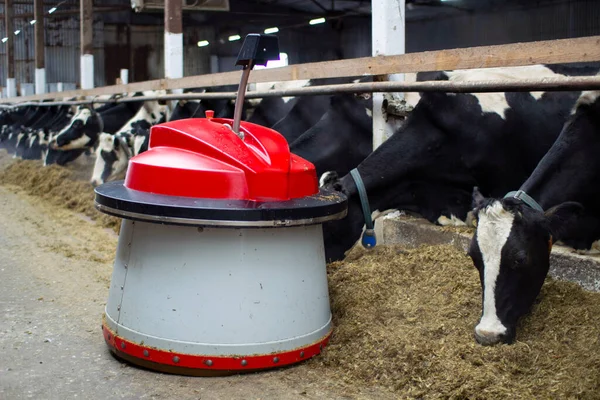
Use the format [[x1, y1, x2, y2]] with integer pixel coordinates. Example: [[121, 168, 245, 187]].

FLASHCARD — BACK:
[[474, 326, 513, 346]]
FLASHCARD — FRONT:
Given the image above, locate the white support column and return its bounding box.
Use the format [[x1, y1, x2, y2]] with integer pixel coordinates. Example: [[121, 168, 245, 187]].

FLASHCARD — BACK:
[[164, 32, 184, 80], [371, 0, 405, 150], [164, 0, 183, 82], [35, 68, 46, 94], [80, 55, 95, 89], [120, 69, 129, 84], [6, 78, 17, 98], [80, 0, 94, 89]]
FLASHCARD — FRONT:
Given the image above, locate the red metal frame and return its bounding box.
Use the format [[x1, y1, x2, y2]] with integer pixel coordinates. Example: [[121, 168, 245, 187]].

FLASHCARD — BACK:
[[102, 322, 331, 372]]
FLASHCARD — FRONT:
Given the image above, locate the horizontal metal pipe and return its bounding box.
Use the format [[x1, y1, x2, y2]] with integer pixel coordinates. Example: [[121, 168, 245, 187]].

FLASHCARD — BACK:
[[2, 76, 600, 109]]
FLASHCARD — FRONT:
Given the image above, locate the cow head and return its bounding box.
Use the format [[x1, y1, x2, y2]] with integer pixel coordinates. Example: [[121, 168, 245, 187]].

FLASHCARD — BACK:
[[50, 107, 100, 150], [468, 187, 582, 345], [90, 133, 132, 187]]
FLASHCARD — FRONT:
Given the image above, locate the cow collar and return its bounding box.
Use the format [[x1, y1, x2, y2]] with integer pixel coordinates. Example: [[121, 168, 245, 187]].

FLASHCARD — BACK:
[[504, 190, 544, 212], [350, 168, 377, 249]]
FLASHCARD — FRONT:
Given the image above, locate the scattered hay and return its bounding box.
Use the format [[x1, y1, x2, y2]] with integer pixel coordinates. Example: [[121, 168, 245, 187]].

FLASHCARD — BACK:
[[315, 245, 600, 399], [0, 159, 120, 232]]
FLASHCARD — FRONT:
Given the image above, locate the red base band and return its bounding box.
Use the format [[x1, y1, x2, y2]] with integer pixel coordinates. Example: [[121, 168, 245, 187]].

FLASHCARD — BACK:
[[102, 322, 331, 374]]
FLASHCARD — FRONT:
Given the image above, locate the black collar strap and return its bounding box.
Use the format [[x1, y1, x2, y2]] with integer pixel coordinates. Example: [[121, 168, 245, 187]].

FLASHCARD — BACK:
[[504, 190, 544, 212], [350, 168, 377, 249]]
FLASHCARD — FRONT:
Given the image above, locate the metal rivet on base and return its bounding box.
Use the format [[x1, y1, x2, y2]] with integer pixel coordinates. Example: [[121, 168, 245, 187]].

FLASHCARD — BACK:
[[120, 342, 126, 349], [143, 350, 149, 357], [241, 359, 248, 366], [300, 351, 305, 358], [204, 359, 213, 367], [173, 356, 180, 363], [273, 357, 279, 364]]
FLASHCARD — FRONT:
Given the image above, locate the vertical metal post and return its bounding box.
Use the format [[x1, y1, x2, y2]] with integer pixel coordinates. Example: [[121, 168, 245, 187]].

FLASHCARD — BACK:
[[34, 0, 46, 94], [164, 0, 183, 80], [80, 0, 94, 89], [5, 0, 16, 98], [232, 65, 251, 137], [371, 0, 405, 150]]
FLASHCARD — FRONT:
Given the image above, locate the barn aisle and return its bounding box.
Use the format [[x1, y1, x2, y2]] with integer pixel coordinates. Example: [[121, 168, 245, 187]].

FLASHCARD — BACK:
[[0, 185, 377, 400]]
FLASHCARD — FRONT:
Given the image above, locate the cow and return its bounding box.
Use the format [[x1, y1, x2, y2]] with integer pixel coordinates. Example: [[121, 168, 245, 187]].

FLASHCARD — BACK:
[[14, 105, 68, 159], [320, 64, 599, 265], [245, 80, 310, 128], [1, 105, 49, 153], [24, 105, 75, 160], [290, 92, 373, 178], [466, 87, 600, 346], [270, 77, 364, 143], [89, 99, 170, 186], [169, 99, 208, 121], [44, 92, 151, 165]]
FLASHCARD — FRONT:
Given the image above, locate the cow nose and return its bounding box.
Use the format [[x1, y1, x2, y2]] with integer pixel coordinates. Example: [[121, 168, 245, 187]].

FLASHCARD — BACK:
[[90, 179, 101, 187], [474, 327, 507, 346]]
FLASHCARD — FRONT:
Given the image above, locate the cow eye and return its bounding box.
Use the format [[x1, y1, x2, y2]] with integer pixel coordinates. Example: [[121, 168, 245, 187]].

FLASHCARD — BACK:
[[511, 251, 528, 269]]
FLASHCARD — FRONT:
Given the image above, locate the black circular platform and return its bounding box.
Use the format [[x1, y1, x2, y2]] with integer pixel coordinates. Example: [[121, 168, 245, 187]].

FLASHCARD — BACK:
[[94, 181, 348, 228]]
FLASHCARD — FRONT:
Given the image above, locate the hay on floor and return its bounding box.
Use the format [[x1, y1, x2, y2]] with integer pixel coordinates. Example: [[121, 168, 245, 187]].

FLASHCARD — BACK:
[[315, 244, 600, 399], [0, 159, 120, 232]]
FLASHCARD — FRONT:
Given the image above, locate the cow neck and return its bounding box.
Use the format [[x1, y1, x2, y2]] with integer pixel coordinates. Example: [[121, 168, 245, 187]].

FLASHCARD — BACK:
[[92, 109, 104, 134], [503, 190, 544, 212], [350, 168, 377, 249]]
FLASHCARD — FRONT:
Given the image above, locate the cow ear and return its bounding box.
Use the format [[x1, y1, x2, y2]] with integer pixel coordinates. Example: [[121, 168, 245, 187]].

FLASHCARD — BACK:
[[143, 102, 155, 114], [544, 201, 584, 241], [472, 186, 486, 209]]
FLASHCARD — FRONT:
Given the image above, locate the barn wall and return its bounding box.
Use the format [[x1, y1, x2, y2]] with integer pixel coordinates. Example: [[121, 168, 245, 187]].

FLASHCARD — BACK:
[[406, 0, 600, 52], [333, 0, 600, 59], [2, 0, 600, 96], [103, 24, 212, 82], [0, 1, 105, 94]]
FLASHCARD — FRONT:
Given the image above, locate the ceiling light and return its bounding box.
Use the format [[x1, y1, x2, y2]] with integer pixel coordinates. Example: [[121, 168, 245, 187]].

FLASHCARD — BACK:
[[14, 30, 21, 35], [228, 34, 241, 41], [264, 27, 279, 34], [30, 20, 36, 25], [1, 37, 7, 43], [197, 40, 209, 47], [49, 7, 57, 13], [309, 17, 326, 25]]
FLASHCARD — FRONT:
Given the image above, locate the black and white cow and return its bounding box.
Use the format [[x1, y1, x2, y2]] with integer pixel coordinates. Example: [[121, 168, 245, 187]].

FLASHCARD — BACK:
[[45, 92, 147, 165], [90, 99, 170, 186], [290, 92, 373, 178], [320, 65, 598, 264], [270, 77, 363, 143], [24, 106, 75, 160], [1, 106, 49, 153], [467, 88, 600, 346], [245, 80, 310, 128], [169, 99, 208, 121]]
